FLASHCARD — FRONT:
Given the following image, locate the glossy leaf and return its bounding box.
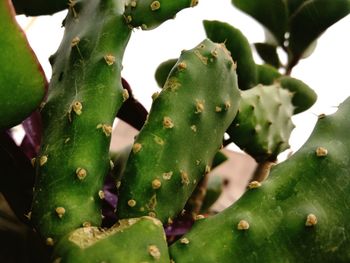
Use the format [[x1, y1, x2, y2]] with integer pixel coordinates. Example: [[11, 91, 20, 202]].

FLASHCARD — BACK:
[[288, 0, 350, 62], [232, 0, 288, 44], [254, 43, 282, 68]]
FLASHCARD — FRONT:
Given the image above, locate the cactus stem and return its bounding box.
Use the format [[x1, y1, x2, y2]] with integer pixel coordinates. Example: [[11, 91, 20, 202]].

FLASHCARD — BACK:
[[251, 161, 276, 182]]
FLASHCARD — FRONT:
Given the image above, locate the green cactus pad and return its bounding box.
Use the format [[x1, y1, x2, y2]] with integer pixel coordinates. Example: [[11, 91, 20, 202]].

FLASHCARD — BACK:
[[117, 39, 240, 224], [124, 0, 198, 30], [53, 216, 170, 263], [227, 84, 295, 162], [0, 0, 46, 130], [31, 0, 132, 242], [170, 96, 350, 262], [203, 20, 257, 90]]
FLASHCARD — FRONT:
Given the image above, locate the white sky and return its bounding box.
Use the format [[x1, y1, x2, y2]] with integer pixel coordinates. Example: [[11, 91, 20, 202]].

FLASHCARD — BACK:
[[16, 0, 350, 154]]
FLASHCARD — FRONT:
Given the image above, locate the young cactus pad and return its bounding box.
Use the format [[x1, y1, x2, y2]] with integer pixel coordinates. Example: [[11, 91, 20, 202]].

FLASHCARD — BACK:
[[124, 0, 198, 30], [53, 216, 169, 263], [117, 39, 240, 224], [170, 97, 350, 263], [203, 20, 257, 90], [31, 0, 132, 242], [227, 84, 295, 162], [0, 0, 46, 130]]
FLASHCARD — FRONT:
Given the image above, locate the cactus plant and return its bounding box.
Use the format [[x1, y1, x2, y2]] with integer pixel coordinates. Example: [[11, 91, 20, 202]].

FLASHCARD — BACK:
[[31, 0, 195, 243], [170, 96, 350, 263], [117, 38, 240, 224], [1, 0, 350, 262], [53, 216, 170, 263]]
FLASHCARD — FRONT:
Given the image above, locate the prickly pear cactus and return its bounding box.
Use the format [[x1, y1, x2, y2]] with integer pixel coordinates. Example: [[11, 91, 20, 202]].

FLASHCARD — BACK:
[[203, 20, 257, 90], [0, 0, 46, 130], [31, 0, 132, 244], [124, 0, 198, 30], [53, 216, 170, 263], [227, 84, 295, 162], [117, 39, 241, 224], [170, 97, 350, 263]]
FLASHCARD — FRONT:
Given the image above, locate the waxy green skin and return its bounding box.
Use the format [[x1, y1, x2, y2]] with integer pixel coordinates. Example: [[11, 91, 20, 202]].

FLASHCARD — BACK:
[[124, 0, 198, 30], [155, 58, 178, 88], [227, 84, 295, 162], [117, 39, 240, 224], [170, 97, 350, 263], [31, 0, 132, 242], [31, 0, 194, 243], [53, 217, 170, 263], [0, 0, 46, 130], [203, 20, 257, 90]]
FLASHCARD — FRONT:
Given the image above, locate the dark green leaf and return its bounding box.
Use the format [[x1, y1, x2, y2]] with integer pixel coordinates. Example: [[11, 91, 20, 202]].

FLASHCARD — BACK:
[[232, 0, 288, 44], [254, 42, 282, 68], [288, 0, 350, 62]]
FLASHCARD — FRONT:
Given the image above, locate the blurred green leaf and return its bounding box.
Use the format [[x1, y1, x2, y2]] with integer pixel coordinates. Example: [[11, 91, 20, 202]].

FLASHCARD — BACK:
[[232, 0, 288, 44], [254, 43, 281, 68], [288, 0, 350, 62]]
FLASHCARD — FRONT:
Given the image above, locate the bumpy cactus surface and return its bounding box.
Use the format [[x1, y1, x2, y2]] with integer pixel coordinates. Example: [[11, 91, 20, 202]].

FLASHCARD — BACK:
[[31, 0, 132, 243], [53, 216, 169, 263], [117, 39, 240, 224], [203, 20, 257, 90], [170, 97, 350, 262], [227, 84, 295, 162], [0, 0, 46, 130]]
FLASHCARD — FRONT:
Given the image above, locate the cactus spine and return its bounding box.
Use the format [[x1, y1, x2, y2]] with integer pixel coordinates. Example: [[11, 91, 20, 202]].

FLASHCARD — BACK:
[[117, 39, 240, 224], [170, 97, 350, 262]]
